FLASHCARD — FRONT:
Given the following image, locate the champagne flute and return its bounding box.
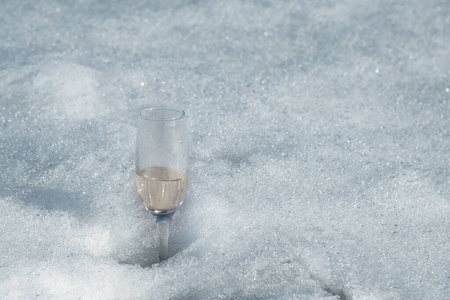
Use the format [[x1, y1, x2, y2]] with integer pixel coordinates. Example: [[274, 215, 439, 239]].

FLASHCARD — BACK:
[[135, 108, 188, 261]]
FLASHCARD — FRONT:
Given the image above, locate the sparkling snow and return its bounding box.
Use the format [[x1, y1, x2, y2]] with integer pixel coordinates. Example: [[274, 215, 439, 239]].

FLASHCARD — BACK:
[[1, 0, 449, 299]]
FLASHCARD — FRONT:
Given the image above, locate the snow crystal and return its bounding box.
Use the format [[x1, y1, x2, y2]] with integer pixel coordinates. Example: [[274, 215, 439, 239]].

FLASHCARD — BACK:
[[1, 0, 448, 299]]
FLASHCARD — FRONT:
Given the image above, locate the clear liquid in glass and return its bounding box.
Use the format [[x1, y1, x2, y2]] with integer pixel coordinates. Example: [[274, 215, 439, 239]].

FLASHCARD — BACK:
[[136, 167, 188, 214]]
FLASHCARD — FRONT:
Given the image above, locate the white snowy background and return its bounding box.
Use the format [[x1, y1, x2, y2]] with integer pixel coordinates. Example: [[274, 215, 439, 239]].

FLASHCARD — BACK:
[[1, 0, 449, 299]]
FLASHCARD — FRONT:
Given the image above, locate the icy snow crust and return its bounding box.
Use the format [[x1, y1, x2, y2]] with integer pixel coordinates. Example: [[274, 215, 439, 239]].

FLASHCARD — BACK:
[[1, 0, 449, 299]]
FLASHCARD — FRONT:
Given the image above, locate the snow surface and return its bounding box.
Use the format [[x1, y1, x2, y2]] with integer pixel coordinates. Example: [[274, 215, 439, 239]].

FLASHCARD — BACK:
[[1, 0, 449, 299]]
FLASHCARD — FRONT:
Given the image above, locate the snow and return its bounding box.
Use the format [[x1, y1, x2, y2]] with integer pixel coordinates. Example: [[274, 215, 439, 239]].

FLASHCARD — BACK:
[[1, 0, 449, 299]]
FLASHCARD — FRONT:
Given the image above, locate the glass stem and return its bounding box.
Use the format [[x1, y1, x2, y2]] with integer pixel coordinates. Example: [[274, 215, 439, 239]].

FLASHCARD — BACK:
[[154, 213, 174, 261]]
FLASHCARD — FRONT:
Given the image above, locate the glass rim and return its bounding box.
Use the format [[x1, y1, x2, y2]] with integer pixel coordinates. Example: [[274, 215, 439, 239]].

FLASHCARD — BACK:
[[139, 108, 185, 121]]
